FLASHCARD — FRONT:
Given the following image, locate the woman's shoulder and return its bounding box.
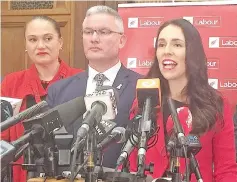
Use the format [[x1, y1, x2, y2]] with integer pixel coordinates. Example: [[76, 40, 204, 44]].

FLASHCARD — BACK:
[[3, 69, 29, 83], [1, 69, 30, 96], [213, 91, 232, 116], [221, 96, 232, 113]]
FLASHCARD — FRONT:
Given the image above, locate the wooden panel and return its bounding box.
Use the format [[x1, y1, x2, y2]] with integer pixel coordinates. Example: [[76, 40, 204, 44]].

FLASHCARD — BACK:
[[74, 1, 88, 70], [1, 1, 72, 16], [1, 22, 26, 76], [1, 15, 73, 77], [1, 1, 76, 77], [105, 1, 119, 10], [50, 15, 72, 66]]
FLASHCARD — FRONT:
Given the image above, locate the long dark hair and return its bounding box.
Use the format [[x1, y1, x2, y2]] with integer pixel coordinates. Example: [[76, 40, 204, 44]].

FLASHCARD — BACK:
[[147, 19, 223, 135]]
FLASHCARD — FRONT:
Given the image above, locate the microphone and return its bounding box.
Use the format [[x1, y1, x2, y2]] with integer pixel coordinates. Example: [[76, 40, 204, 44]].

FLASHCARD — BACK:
[[0, 124, 45, 169], [53, 96, 86, 127], [167, 135, 202, 182], [1, 99, 13, 122], [166, 135, 201, 156], [186, 135, 202, 182], [165, 106, 203, 182], [22, 96, 86, 134], [51, 96, 86, 167], [84, 88, 117, 121], [0, 101, 48, 132], [95, 120, 117, 143], [77, 89, 118, 140], [94, 127, 127, 179], [136, 78, 161, 109], [135, 79, 160, 173], [21, 96, 86, 171], [165, 101, 187, 182], [97, 127, 127, 150], [70, 89, 118, 181], [116, 134, 139, 167], [167, 98, 186, 146], [166, 134, 176, 154], [70, 119, 117, 152]]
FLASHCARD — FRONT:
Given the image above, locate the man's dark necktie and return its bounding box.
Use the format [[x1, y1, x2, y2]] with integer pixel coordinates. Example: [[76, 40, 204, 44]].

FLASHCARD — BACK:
[[94, 73, 107, 87]]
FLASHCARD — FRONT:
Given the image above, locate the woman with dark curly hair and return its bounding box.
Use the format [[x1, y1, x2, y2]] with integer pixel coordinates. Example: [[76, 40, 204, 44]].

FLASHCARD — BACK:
[[129, 18, 237, 182]]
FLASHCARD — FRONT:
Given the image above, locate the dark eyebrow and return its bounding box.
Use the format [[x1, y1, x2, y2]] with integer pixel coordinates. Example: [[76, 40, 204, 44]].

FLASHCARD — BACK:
[[83, 27, 111, 30], [27, 33, 54, 37], [158, 38, 185, 43]]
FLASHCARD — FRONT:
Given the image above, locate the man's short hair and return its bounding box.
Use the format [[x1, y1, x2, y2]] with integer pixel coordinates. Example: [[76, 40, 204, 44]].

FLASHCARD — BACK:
[[85, 5, 124, 33]]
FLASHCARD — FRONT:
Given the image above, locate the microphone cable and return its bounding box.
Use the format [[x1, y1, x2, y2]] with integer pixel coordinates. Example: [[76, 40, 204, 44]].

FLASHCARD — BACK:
[[130, 108, 160, 150]]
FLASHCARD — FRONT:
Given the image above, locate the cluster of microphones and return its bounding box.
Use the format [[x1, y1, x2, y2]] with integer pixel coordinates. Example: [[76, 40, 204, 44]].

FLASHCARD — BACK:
[[0, 79, 203, 182]]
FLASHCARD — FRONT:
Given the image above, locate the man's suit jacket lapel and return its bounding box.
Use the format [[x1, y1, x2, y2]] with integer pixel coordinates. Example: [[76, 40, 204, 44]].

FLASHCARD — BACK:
[[68, 71, 88, 136], [75, 71, 88, 96], [113, 65, 130, 96]]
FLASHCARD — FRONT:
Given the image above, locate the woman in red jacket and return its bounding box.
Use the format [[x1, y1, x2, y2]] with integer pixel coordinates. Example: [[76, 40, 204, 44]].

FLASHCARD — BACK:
[[129, 19, 237, 182], [1, 16, 83, 182]]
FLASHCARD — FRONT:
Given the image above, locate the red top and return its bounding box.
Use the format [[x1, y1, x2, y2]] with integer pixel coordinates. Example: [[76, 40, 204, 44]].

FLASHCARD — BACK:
[[129, 99, 237, 182], [1, 60, 83, 182]]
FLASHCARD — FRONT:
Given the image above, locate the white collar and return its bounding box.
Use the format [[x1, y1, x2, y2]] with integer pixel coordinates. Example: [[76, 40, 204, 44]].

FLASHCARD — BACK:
[[88, 61, 121, 81]]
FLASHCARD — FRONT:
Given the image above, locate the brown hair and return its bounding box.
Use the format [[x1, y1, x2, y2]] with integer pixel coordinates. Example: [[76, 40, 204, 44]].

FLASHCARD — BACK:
[[26, 15, 61, 38], [147, 18, 224, 134]]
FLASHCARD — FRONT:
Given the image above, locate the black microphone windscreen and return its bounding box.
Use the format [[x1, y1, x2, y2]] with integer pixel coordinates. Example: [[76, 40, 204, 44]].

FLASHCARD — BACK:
[[55, 96, 86, 126], [1, 100, 13, 122], [1, 101, 48, 132], [22, 97, 86, 136]]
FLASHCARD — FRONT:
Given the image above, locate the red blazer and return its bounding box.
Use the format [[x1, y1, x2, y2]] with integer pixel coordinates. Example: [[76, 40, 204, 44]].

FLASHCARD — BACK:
[[1, 60, 83, 182], [129, 99, 237, 182]]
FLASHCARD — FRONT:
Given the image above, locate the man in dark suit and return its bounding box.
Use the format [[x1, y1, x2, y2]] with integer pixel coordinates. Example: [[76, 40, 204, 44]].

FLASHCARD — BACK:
[[46, 5, 142, 169]]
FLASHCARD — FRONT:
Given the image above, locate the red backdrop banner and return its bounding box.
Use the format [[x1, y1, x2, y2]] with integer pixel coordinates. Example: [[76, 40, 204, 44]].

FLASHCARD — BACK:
[[118, 1, 237, 112]]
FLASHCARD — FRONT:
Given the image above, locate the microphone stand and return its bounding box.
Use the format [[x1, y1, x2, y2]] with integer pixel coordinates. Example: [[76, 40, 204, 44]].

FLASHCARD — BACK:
[[184, 153, 203, 182], [1, 164, 13, 182], [93, 149, 104, 180], [46, 146, 58, 177], [121, 158, 130, 173], [137, 131, 148, 178], [6, 165, 12, 182], [85, 129, 97, 182], [136, 97, 154, 179], [183, 136, 203, 182], [70, 110, 104, 182], [166, 135, 203, 182], [26, 145, 35, 179], [1, 143, 31, 182], [166, 98, 189, 182], [169, 140, 184, 182]]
